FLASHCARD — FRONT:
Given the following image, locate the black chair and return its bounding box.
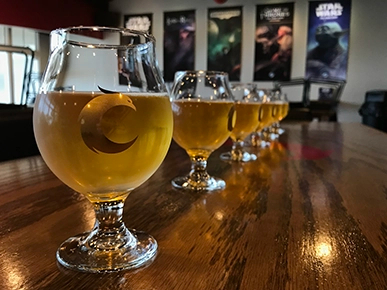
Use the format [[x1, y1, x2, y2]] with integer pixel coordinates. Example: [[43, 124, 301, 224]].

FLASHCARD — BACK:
[[308, 78, 346, 121], [274, 77, 346, 122], [273, 78, 313, 121], [0, 45, 39, 161]]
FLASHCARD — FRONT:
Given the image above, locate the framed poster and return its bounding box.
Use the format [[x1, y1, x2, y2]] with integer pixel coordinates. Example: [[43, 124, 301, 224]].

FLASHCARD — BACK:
[[305, 1, 351, 80], [207, 6, 242, 81], [254, 3, 294, 81], [163, 10, 196, 82], [123, 13, 152, 33], [119, 14, 153, 85]]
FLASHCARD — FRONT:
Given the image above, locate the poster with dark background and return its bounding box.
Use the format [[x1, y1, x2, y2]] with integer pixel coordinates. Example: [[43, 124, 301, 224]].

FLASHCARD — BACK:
[[163, 10, 195, 82], [119, 14, 153, 85], [207, 6, 242, 81], [305, 0, 351, 80], [254, 3, 294, 81]]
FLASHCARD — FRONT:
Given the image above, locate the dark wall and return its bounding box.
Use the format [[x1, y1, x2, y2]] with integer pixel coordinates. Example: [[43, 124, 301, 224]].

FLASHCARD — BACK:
[[0, 105, 39, 161], [0, 0, 112, 31]]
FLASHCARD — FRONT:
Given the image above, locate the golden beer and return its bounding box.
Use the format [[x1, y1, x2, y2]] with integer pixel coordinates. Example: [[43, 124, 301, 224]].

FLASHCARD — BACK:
[[271, 102, 283, 123], [34, 91, 173, 202], [231, 102, 262, 141], [172, 100, 234, 158], [256, 103, 274, 131], [279, 102, 289, 121]]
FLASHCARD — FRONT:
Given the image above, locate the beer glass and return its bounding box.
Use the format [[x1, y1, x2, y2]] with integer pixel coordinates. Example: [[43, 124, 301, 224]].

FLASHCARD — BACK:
[[33, 27, 173, 272], [171, 70, 234, 191], [220, 83, 262, 162], [275, 91, 290, 133], [251, 90, 272, 147], [270, 91, 289, 139]]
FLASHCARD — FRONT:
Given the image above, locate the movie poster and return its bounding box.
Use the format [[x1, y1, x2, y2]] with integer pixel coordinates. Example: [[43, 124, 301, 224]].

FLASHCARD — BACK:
[[123, 13, 152, 33], [254, 3, 294, 81], [305, 0, 351, 80], [208, 6, 242, 81], [119, 14, 153, 85], [163, 10, 195, 82]]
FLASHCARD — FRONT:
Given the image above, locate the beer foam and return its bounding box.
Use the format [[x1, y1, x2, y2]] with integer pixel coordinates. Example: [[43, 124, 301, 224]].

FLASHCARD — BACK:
[[173, 98, 234, 103], [43, 91, 169, 97]]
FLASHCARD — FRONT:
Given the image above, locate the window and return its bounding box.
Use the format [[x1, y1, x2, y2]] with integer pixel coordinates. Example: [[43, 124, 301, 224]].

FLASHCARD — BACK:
[[0, 25, 41, 105]]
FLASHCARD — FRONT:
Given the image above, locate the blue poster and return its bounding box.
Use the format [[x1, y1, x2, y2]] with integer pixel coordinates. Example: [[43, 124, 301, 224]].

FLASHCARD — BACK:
[[305, 1, 351, 80]]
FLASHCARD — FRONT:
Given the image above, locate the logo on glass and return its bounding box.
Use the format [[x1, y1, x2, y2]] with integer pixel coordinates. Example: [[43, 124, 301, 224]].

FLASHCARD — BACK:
[[228, 106, 236, 132], [78, 90, 138, 154]]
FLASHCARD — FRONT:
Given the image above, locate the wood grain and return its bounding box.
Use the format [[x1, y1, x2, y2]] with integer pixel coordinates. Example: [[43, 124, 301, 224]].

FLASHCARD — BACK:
[[1, 123, 387, 290]]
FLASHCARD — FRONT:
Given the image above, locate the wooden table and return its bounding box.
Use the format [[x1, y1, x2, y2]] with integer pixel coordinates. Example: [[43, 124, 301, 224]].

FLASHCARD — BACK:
[[1, 122, 387, 290]]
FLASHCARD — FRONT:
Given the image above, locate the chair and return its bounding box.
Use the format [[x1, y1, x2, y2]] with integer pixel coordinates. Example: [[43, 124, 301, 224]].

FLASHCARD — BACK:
[[0, 44, 35, 105], [274, 77, 346, 122], [0, 45, 38, 161], [273, 78, 313, 121], [308, 78, 346, 121]]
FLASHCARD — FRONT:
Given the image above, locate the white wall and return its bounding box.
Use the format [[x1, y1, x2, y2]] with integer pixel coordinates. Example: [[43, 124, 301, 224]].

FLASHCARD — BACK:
[[110, 0, 387, 104]]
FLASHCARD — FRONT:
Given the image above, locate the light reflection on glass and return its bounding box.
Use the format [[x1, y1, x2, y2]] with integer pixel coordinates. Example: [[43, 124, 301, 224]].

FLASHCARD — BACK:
[[80, 202, 95, 229]]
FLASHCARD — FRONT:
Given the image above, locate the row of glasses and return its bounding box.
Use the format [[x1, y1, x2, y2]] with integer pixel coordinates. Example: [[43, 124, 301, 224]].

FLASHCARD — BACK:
[[33, 25, 289, 274], [170, 77, 271, 192], [251, 90, 289, 147], [170, 79, 289, 192]]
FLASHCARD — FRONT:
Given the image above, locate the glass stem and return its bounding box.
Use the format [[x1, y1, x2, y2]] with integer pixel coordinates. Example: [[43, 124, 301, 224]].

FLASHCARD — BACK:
[[86, 199, 136, 251], [251, 132, 262, 147], [231, 140, 244, 161], [262, 127, 271, 142], [273, 122, 280, 138], [189, 155, 209, 182]]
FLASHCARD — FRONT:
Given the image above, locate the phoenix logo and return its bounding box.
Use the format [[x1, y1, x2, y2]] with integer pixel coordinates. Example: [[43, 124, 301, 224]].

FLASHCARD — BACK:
[[78, 87, 138, 154], [228, 106, 236, 132]]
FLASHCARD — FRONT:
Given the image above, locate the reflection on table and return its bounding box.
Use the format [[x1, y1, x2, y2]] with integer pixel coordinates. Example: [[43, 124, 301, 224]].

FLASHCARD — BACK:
[[0, 123, 387, 289]]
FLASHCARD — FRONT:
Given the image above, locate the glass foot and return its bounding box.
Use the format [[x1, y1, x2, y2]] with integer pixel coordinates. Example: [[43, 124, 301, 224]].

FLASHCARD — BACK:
[[172, 175, 225, 191], [220, 151, 257, 162], [56, 230, 157, 273]]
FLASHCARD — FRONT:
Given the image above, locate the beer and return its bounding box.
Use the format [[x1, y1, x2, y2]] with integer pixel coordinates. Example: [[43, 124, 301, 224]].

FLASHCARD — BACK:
[[230, 102, 262, 141], [271, 102, 283, 123], [172, 100, 234, 158], [256, 103, 274, 131], [279, 102, 289, 121], [33, 91, 173, 202]]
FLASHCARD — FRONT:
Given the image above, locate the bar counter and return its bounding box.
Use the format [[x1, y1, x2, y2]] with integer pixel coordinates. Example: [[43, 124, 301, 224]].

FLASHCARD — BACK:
[[1, 122, 387, 289]]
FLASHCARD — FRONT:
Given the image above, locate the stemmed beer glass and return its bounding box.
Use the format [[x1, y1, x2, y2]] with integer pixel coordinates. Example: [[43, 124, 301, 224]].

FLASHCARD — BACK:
[[251, 90, 272, 148], [171, 70, 235, 191], [270, 91, 289, 138], [33, 27, 173, 272], [220, 83, 262, 162]]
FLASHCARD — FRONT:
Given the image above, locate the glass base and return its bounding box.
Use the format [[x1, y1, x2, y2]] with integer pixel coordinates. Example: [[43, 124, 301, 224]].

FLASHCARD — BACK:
[[56, 230, 157, 273], [220, 151, 257, 162], [172, 175, 225, 191]]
